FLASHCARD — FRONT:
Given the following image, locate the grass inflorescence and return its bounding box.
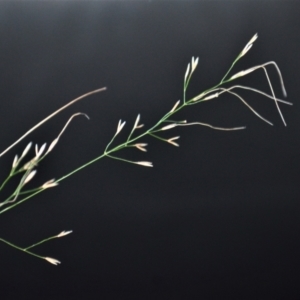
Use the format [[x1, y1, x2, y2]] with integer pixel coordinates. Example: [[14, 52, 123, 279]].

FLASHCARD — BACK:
[[0, 34, 292, 265]]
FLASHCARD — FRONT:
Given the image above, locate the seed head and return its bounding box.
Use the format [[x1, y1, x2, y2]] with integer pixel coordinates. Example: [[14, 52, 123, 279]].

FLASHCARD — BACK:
[[47, 138, 59, 154], [167, 136, 180, 147], [161, 124, 177, 131], [57, 230, 73, 238], [24, 170, 37, 185], [133, 114, 141, 129], [248, 33, 258, 46], [136, 161, 153, 167], [42, 179, 59, 189], [22, 158, 38, 171], [170, 100, 180, 113], [135, 143, 148, 152], [230, 67, 256, 80], [12, 155, 19, 169], [184, 63, 190, 83], [35, 143, 47, 159], [191, 92, 206, 102], [44, 257, 61, 266], [203, 93, 219, 101], [21, 142, 32, 158], [116, 120, 126, 135], [240, 33, 258, 58], [191, 56, 199, 73]]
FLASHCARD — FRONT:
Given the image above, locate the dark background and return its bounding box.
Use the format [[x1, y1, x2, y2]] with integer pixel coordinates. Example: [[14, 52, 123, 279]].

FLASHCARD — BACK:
[[0, 1, 299, 299]]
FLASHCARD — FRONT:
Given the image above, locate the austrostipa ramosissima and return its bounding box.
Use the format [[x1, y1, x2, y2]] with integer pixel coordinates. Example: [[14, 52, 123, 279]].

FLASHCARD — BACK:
[[0, 33, 292, 265]]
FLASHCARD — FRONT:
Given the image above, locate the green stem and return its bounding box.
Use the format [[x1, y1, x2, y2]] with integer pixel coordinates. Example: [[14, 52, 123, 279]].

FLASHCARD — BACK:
[[219, 55, 241, 83], [0, 189, 43, 215], [24, 234, 58, 250], [0, 237, 45, 260], [0, 175, 12, 191], [148, 133, 168, 143], [107, 154, 140, 165]]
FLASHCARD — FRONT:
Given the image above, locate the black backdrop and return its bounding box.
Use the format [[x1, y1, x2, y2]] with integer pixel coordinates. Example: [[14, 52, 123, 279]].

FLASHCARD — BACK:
[[0, 1, 299, 299]]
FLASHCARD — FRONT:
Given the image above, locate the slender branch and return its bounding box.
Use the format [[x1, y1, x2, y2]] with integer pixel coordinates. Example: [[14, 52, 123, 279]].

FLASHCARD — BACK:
[[0, 237, 45, 260]]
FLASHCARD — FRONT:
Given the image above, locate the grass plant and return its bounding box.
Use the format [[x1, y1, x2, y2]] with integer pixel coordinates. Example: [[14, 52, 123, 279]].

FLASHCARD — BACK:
[[0, 34, 292, 265]]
